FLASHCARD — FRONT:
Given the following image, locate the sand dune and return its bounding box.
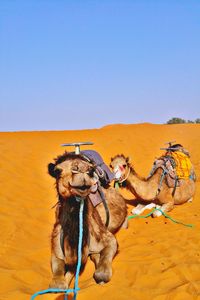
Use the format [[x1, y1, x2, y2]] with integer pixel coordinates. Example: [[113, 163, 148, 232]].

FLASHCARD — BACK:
[[1, 124, 200, 300]]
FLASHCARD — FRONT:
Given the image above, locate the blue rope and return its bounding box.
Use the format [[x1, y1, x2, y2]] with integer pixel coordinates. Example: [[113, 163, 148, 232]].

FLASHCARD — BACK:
[[30, 198, 84, 300], [30, 288, 78, 299], [73, 198, 84, 300]]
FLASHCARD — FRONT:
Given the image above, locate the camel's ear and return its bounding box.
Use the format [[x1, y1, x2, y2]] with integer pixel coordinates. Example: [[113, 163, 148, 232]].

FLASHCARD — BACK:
[[48, 163, 61, 178], [126, 156, 131, 163], [110, 157, 114, 167]]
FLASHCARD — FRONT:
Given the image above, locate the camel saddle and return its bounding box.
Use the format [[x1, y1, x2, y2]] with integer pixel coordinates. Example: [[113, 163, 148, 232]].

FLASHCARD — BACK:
[[80, 150, 113, 226], [80, 150, 114, 185], [149, 151, 195, 190]]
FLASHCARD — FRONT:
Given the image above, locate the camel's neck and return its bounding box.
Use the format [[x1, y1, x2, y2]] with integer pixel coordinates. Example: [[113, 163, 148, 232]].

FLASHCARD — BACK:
[[126, 167, 162, 200], [59, 196, 89, 253]]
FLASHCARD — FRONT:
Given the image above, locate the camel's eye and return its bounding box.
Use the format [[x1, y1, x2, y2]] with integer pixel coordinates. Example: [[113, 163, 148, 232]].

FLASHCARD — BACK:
[[123, 164, 127, 168], [88, 168, 95, 177]]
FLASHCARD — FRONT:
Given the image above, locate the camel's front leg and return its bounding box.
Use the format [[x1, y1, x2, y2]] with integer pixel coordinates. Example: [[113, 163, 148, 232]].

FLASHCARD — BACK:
[[49, 254, 74, 289], [50, 223, 74, 289], [93, 233, 117, 284], [49, 254, 66, 288]]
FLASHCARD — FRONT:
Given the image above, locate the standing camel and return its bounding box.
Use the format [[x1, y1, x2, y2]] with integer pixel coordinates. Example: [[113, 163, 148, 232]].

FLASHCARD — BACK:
[[110, 154, 195, 217]]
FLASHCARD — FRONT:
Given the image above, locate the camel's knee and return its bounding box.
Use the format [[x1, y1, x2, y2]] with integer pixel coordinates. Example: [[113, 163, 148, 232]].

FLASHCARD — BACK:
[[162, 201, 174, 212]]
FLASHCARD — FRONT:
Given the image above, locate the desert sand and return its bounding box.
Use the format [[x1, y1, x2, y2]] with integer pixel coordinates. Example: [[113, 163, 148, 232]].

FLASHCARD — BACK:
[[1, 123, 200, 300]]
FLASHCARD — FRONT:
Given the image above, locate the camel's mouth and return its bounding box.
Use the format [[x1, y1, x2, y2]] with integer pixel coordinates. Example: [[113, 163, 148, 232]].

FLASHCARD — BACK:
[[69, 182, 98, 195], [70, 184, 91, 190]]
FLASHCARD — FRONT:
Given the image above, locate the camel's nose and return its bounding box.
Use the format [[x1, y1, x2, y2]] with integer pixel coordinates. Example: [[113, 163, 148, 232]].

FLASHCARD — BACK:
[[114, 166, 122, 180]]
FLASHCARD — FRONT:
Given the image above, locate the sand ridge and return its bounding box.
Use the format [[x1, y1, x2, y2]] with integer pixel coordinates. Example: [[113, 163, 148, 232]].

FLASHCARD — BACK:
[[0, 123, 200, 300]]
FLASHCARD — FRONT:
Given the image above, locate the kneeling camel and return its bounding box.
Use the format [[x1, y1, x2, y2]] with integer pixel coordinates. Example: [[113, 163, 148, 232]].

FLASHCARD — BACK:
[[48, 152, 127, 288], [110, 154, 195, 217]]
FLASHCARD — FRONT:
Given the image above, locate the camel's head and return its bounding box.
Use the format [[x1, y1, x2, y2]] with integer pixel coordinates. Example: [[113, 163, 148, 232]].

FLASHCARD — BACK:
[[110, 154, 131, 182], [48, 153, 98, 199]]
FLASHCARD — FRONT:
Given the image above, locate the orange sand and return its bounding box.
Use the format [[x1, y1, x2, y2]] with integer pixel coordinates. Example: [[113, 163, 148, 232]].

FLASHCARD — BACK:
[[1, 123, 200, 300]]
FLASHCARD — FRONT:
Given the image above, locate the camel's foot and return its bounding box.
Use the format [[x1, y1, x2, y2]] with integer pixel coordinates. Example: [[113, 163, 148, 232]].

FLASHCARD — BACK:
[[132, 203, 156, 215], [93, 263, 112, 284], [153, 205, 162, 218], [153, 210, 162, 218], [132, 204, 145, 215], [187, 197, 193, 203], [49, 277, 68, 289]]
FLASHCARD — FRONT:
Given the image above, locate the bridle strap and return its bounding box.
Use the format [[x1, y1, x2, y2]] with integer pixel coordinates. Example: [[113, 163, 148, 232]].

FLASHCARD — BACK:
[[98, 185, 110, 227], [118, 167, 131, 184]]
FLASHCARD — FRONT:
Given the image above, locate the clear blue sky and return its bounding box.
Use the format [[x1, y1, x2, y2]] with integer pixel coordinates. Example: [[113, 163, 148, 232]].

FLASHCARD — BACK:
[[0, 0, 200, 131]]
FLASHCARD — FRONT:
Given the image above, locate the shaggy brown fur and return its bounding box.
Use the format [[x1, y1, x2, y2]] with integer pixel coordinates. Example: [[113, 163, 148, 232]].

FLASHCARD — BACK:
[[48, 152, 127, 288], [110, 154, 195, 217]]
